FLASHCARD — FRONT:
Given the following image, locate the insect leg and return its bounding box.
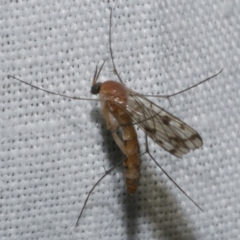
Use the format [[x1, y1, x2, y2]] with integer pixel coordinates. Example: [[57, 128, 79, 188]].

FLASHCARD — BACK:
[[144, 69, 223, 99], [142, 134, 203, 212], [76, 160, 123, 227], [7, 75, 97, 101], [111, 131, 128, 156], [108, 8, 124, 84], [102, 102, 128, 155]]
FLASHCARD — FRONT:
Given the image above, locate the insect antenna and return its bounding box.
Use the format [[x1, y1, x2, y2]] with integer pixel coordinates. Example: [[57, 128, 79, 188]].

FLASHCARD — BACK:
[[75, 160, 122, 227], [7, 75, 98, 101], [92, 57, 108, 85]]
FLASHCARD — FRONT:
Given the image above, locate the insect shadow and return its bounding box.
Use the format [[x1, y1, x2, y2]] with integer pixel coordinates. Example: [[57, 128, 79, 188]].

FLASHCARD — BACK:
[[123, 168, 197, 240]]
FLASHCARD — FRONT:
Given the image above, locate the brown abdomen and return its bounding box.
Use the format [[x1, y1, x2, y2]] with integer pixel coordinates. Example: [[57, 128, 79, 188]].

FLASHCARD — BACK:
[[121, 122, 140, 194], [99, 80, 140, 193]]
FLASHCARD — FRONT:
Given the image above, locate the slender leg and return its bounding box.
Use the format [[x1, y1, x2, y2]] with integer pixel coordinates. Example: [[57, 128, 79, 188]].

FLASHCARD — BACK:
[[108, 8, 124, 84], [75, 160, 123, 226], [142, 133, 203, 212]]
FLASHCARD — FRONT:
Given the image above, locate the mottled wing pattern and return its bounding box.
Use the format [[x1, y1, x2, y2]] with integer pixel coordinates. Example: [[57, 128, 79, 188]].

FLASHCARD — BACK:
[[122, 90, 203, 158]]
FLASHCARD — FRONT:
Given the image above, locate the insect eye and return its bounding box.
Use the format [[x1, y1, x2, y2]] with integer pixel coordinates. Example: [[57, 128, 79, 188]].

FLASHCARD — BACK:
[[91, 82, 102, 95]]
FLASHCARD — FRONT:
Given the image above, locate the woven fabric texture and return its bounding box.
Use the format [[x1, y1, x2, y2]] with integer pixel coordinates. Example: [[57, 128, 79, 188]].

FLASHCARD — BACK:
[[1, 1, 239, 240]]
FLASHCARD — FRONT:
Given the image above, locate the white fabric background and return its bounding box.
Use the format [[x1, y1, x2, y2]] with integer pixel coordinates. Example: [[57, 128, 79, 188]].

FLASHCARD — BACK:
[[1, 1, 239, 240]]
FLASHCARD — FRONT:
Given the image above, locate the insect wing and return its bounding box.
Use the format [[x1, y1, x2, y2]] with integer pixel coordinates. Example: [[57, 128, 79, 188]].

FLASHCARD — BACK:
[[124, 90, 203, 158]]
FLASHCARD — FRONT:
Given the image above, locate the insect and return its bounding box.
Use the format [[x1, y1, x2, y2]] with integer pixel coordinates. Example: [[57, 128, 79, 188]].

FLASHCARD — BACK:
[[8, 8, 222, 226]]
